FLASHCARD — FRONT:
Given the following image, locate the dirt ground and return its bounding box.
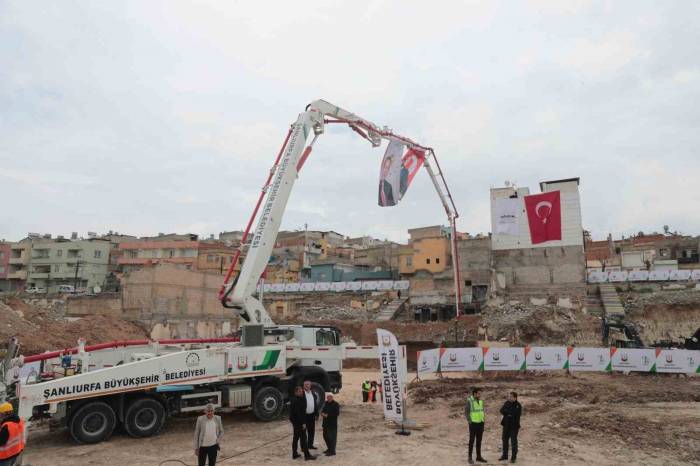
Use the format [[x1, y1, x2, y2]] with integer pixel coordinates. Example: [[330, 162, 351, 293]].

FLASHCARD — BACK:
[[23, 370, 700, 466], [0, 296, 148, 354]]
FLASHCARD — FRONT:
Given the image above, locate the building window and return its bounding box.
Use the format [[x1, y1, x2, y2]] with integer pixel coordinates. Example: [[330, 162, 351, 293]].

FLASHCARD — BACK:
[[426, 258, 431, 264], [406, 256, 413, 266], [126, 250, 138, 259], [436, 257, 440, 264], [207, 254, 217, 263], [659, 248, 670, 258], [56, 250, 62, 257], [94, 250, 102, 259], [54, 265, 60, 272], [0, 252, 4, 260], [0, 266, 4, 274]]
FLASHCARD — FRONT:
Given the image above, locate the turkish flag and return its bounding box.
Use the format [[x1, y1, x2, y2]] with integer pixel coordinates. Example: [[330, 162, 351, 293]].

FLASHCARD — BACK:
[[524, 191, 562, 244]]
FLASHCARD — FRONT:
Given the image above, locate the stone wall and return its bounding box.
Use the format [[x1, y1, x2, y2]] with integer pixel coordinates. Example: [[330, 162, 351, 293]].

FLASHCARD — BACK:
[[65, 293, 122, 317], [493, 245, 585, 288]]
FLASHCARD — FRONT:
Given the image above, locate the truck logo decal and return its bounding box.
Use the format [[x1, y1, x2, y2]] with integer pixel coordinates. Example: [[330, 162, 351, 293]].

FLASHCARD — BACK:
[[237, 356, 248, 369], [253, 350, 281, 371], [186, 353, 200, 367]]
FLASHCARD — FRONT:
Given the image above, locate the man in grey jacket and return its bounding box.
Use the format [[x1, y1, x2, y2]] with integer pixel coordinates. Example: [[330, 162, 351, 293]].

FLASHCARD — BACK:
[[194, 404, 224, 466]]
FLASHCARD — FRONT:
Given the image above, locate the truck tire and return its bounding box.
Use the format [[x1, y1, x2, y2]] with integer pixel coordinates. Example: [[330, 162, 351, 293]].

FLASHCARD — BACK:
[[69, 401, 116, 444], [124, 398, 166, 438], [253, 386, 284, 421]]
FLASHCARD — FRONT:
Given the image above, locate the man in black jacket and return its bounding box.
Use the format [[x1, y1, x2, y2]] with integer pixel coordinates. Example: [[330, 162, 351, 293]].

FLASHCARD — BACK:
[[499, 392, 522, 463], [321, 393, 340, 456], [289, 386, 315, 461]]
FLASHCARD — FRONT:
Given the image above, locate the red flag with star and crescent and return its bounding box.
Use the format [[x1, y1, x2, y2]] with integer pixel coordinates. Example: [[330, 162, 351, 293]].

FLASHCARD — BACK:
[[524, 191, 562, 244]]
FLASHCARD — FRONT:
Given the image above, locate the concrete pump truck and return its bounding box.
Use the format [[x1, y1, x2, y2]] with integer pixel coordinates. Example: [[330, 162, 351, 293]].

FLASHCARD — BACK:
[[0, 100, 458, 445]]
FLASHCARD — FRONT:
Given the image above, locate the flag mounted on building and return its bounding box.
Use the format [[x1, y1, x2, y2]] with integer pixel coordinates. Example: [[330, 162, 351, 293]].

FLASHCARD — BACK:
[[378, 141, 425, 207], [524, 191, 562, 244]]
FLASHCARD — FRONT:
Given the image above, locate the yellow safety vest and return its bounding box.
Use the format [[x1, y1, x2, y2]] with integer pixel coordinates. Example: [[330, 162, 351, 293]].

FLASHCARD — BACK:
[[362, 382, 370, 392], [468, 396, 484, 423]]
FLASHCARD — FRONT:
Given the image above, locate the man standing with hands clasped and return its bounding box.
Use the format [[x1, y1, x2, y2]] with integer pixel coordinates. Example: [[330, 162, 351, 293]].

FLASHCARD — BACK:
[[303, 381, 320, 452], [499, 392, 522, 463], [321, 393, 340, 456], [465, 387, 487, 464]]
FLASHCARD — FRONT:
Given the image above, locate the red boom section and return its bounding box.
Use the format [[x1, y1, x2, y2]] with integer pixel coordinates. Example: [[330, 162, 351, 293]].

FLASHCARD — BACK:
[[23, 337, 239, 363]]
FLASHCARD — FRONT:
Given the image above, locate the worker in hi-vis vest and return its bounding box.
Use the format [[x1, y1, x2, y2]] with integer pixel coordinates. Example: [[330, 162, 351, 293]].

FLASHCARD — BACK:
[[0, 402, 25, 466], [361, 380, 371, 403], [464, 387, 487, 464]]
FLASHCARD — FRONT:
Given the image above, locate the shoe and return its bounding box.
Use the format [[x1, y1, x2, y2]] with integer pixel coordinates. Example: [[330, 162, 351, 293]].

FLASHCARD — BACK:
[[477, 458, 488, 463], [323, 450, 329, 454], [305, 455, 317, 461], [511, 459, 517, 463], [468, 459, 475, 465], [499, 457, 508, 461], [293, 453, 301, 459], [309, 445, 317, 450], [325, 452, 336, 456]]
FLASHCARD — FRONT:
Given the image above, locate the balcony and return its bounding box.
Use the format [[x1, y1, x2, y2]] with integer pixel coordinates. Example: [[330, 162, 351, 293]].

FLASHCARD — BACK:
[[7, 270, 27, 280], [9, 257, 25, 264], [30, 272, 50, 279]]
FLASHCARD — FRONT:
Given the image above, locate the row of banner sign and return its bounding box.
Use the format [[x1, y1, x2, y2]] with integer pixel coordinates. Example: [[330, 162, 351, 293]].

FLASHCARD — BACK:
[[417, 346, 700, 375], [257, 280, 410, 293], [587, 269, 700, 283]]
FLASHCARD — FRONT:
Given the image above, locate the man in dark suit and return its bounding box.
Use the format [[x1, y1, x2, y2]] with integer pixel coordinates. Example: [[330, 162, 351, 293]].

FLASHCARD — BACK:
[[302, 380, 320, 451], [499, 391, 522, 463], [378, 156, 396, 206], [289, 386, 315, 460], [321, 393, 340, 456]]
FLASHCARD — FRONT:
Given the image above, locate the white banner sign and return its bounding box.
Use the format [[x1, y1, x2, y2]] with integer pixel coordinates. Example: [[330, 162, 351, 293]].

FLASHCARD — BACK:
[[654, 349, 700, 374], [300, 282, 315, 292], [361, 281, 378, 291], [567, 347, 611, 372], [494, 197, 520, 236], [330, 282, 346, 292], [608, 271, 628, 282], [611, 348, 656, 372], [393, 280, 410, 290], [587, 271, 608, 283], [314, 282, 331, 291], [377, 329, 407, 423], [628, 270, 649, 282], [649, 270, 670, 281], [284, 283, 300, 292], [440, 348, 483, 372], [484, 347, 525, 371], [346, 281, 362, 291], [692, 270, 700, 281], [417, 348, 441, 375], [525, 347, 567, 370], [670, 270, 691, 281]]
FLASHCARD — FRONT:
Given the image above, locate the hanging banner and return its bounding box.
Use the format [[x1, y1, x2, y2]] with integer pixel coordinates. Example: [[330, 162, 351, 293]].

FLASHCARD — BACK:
[[525, 346, 568, 370], [608, 271, 628, 282], [654, 349, 700, 374], [610, 348, 656, 372], [417, 348, 441, 375], [377, 329, 407, 423], [378, 141, 425, 207], [524, 191, 562, 244], [567, 347, 611, 372], [483, 347, 526, 371], [628, 270, 649, 282], [493, 198, 520, 236], [439, 347, 484, 372]]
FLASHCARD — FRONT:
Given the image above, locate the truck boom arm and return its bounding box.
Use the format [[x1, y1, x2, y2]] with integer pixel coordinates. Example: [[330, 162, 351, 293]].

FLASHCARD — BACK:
[[221, 100, 461, 324]]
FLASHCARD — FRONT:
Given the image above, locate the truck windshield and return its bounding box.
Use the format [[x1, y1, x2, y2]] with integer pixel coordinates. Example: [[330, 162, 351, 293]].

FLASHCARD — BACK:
[[315, 329, 338, 346]]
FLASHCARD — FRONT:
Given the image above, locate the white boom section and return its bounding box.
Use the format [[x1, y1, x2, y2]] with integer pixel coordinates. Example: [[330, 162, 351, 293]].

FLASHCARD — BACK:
[[225, 99, 461, 324]]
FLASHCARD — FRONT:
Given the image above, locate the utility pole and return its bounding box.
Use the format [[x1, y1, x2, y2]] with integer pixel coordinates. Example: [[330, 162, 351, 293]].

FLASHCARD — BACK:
[[71, 260, 85, 291]]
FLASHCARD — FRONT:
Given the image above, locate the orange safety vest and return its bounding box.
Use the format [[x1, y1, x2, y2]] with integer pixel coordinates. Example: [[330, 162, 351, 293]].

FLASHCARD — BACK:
[[0, 419, 26, 460]]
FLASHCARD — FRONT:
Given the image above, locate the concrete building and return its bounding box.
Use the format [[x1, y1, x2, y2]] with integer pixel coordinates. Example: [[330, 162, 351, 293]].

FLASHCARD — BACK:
[[0, 241, 10, 291], [26, 235, 111, 293], [6, 240, 29, 291], [308, 263, 393, 282], [196, 242, 238, 275], [490, 178, 586, 303], [118, 239, 200, 272]]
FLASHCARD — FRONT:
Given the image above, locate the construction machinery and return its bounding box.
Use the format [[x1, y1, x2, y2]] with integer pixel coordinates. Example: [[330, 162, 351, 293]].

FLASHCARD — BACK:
[[0, 100, 458, 444]]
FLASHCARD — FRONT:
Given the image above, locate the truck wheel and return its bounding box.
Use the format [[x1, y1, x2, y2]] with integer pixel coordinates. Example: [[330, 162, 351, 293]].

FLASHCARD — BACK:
[[309, 382, 326, 412], [69, 402, 116, 444], [124, 398, 166, 438], [253, 386, 284, 421]]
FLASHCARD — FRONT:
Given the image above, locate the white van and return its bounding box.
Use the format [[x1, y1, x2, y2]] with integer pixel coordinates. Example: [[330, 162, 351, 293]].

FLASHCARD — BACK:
[[57, 285, 76, 294]]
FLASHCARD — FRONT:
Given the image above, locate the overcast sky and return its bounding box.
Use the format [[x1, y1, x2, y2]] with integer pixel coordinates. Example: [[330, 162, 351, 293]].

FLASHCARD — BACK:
[[1, 1, 699, 243]]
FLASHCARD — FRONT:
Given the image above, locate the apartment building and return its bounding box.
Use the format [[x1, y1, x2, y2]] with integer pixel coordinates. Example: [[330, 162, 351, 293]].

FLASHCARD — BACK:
[[25, 235, 111, 293]]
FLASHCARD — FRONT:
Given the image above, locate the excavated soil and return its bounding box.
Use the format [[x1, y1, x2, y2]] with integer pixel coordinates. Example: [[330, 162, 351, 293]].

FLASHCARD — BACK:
[[0, 296, 148, 354]]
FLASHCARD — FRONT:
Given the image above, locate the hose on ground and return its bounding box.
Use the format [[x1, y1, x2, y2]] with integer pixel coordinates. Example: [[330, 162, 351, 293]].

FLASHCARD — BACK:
[[157, 432, 292, 466]]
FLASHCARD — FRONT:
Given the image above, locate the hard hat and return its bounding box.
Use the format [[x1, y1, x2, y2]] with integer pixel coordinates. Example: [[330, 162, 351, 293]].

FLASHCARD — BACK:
[[0, 403, 13, 414]]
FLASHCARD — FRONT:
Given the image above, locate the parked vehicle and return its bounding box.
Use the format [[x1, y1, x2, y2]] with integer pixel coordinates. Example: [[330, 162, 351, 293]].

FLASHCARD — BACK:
[[25, 287, 47, 294], [57, 285, 76, 294]]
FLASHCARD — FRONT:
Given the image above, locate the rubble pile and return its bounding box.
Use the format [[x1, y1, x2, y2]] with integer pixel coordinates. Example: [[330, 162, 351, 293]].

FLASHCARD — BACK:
[[480, 302, 600, 345], [0, 296, 149, 355], [301, 306, 370, 321], [621, 287, 700, 314]]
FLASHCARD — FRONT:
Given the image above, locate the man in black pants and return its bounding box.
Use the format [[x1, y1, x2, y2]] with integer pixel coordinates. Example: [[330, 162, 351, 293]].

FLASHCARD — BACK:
[[302, 380, 320, 451], [499, 391, 522, 463], [290, 386, 315, 460], [465, 387, 487, 464], [321, 393, 340, 456]]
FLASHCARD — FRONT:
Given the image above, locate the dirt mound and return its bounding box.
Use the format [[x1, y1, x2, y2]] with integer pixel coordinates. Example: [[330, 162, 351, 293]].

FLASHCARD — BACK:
[[1, 297, 148, 355]]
